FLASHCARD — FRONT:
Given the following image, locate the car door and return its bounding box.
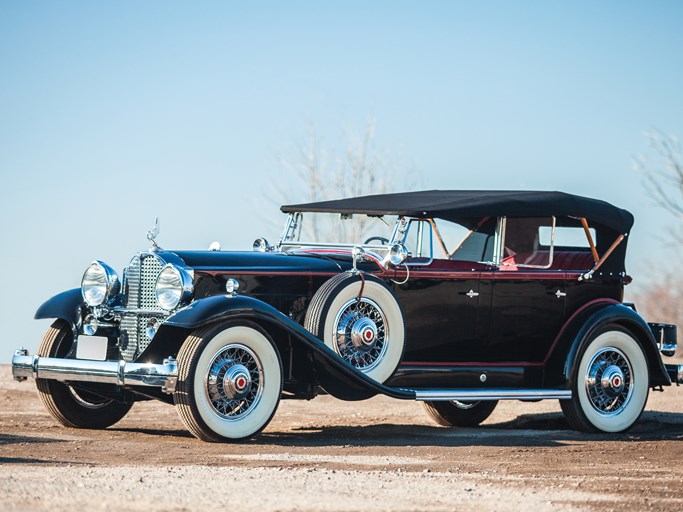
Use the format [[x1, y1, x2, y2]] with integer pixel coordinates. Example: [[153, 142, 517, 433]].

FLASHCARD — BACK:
[[389, 218, 489, 362], [393, 263, 484, 362], [488, 217, 566, 362]]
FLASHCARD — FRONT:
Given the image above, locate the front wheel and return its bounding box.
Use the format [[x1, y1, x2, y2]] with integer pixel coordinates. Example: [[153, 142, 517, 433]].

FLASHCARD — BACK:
[[36, 320, 133, 429], [560, 326, 649, 433], [422, 400, 498, 427], [174, 321, 283, 442]]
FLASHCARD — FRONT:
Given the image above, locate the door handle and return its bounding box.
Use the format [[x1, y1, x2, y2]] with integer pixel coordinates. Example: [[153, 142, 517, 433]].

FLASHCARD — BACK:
[[465, 289, 479, 299], [555, 290, 566, 298]]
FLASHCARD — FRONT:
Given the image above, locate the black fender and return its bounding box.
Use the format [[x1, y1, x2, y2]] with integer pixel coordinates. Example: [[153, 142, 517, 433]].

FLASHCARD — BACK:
[[162, 294, 415, 401], [35, 288, 84, 328], [544, 302, 670, 388]]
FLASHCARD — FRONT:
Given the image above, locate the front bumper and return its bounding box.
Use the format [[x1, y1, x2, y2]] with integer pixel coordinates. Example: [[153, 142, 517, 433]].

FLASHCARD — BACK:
[[11, 349, 178, 394]]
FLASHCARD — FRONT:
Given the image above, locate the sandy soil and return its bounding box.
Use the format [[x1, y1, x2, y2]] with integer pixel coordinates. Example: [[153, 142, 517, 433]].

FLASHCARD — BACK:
[[2, 364, 683, 511]]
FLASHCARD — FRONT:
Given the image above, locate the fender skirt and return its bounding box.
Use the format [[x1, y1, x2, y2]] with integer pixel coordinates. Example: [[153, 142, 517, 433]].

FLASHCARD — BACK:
[[546, 303, 670, 388], [34, 288, 83, 327], [164, 295, 416, 401]]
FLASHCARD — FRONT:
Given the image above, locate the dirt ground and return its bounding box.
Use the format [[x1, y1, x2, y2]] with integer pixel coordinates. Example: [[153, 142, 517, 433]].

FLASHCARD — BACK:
[[1, 364, 683, 512]]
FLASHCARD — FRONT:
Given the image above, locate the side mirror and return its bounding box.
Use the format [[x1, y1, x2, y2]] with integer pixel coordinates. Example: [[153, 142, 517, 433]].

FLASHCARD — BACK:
[[382, 243, 409, 269]]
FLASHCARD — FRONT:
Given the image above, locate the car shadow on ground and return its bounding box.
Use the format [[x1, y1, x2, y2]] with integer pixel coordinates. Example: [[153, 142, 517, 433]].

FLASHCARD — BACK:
[[109, 426, 195, 439], [0, 433, 66, 445], [96, 410, 683, 447], [254, 411, 683, 448]]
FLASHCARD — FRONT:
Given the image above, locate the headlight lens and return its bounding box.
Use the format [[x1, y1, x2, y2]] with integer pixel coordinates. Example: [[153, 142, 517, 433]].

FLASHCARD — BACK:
[[155, 264, 193, 311], [81, 261, 120, 306]]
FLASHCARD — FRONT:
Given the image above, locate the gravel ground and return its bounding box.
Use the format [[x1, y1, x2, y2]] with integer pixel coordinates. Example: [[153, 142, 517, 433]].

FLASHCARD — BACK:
[[2, 364, 683, 511]]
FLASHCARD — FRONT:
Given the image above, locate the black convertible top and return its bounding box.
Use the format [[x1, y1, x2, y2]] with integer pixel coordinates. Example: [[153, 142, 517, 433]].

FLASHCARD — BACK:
[[282, 190, 634, 233]]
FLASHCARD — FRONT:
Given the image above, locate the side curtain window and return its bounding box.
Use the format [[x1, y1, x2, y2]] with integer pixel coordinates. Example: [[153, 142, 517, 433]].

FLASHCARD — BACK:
[[501, 217, 554, 268]]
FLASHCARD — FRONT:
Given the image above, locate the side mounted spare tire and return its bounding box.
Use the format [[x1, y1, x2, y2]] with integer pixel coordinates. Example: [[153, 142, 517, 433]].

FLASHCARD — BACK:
[[304, 272, 405, 383]]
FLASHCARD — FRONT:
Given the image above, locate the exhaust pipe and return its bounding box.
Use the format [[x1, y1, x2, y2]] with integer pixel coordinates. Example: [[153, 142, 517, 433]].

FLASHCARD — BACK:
[[12, 349, 178, 394]]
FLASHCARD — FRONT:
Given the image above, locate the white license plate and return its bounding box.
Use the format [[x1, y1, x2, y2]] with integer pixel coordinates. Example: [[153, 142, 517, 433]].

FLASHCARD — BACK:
[[76, 335, 108, 360]]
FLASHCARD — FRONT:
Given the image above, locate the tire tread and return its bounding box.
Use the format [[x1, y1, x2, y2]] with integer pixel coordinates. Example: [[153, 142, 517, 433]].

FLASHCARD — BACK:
[[36, 320, 132, 429]]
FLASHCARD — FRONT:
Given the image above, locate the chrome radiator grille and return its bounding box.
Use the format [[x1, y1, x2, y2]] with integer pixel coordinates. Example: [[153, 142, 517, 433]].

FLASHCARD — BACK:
[[119, 314, 163, 361], [123, 254, 164, 309], [119, 254, 166, 361]]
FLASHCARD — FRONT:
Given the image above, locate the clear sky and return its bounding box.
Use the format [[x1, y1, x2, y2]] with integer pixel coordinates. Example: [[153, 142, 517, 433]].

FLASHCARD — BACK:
[[1, 1, 682, 361]]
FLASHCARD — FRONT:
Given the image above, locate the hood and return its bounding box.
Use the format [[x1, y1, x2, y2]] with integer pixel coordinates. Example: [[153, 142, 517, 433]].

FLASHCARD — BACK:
[[162, 250, 349, 274]]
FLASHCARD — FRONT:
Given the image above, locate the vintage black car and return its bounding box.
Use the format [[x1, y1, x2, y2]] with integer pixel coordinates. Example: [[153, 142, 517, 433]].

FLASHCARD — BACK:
[[12, 190, 682, 441]]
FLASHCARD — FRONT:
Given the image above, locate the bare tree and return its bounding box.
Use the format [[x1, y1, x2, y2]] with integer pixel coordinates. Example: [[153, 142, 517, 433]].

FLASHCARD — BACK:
[[634, 131, 683, 241], [630, 131, 683, 326], [267, 119, 418, 244]]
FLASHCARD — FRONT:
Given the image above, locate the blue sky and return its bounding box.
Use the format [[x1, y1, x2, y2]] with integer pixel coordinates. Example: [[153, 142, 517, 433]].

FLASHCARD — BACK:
[[1, 1, 682, 360]]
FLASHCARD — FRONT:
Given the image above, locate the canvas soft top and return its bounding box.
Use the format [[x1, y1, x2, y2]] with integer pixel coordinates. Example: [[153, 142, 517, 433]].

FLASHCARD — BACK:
[[281, 190, 634, 234]]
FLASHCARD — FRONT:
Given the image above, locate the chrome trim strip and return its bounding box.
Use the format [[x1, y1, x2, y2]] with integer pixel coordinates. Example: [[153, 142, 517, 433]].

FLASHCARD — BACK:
[[12, 352, 178, 394], [414, 389, 572, 401]]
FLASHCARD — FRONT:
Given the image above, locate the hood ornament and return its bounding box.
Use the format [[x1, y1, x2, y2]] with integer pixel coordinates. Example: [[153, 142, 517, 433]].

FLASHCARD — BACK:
[[147, 217, 162, 250]]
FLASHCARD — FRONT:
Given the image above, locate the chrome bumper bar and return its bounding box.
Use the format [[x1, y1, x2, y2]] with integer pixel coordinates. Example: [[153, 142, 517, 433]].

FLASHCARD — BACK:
[[11, 349, 178, 394], [414, 389, 572, 401], [665, 364, 683, 385]]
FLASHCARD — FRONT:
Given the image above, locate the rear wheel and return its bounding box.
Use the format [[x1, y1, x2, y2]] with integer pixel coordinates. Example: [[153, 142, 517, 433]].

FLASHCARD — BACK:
[[560, 326, 649, 433], [174, 321, 283, 442], [36, 320, 133, 429], [422, 400, 498, 427]]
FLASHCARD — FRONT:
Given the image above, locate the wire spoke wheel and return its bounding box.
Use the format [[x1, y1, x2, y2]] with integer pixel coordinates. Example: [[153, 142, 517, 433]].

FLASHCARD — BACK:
[[174, 322, 282, 442], [205, 344, 263, 421], [584, 348, 633, 416], [334, 298, 388, 372], [305, 273, 405, 385], [560, 326, 649, 433]]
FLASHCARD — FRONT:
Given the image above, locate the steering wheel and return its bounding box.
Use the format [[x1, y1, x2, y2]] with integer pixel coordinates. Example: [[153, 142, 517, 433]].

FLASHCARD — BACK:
[[364, 236, 390, 245]]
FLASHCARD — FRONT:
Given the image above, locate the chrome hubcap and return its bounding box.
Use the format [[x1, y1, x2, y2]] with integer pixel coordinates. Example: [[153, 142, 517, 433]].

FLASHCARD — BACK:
[[206, 344, 262, 420], [350, 317, 378, 350], [600, 365, 625, 397], [334, 298, 387, 371], [222, 364, 252, 399], [585, 347, 633, 416]]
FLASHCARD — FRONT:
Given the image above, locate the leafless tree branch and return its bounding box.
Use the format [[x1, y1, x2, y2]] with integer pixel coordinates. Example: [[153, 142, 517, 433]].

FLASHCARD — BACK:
[[267, 119, 419, 243]]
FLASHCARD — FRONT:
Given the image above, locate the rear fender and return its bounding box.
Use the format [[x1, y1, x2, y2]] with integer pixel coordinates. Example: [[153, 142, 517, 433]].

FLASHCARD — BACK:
[[545, 302, 670, 388], [162, 295, 415, 401]]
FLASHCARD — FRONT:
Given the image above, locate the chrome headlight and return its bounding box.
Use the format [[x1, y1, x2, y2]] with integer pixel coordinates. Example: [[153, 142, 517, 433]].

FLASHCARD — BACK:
[[155, 264, 194, 311], [81, 261, 120, 306]]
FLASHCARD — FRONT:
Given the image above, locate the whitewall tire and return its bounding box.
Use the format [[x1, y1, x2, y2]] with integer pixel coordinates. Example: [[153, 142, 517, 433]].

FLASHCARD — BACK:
[[305, 273, 405, 384], [561, 326, 649, 433], [174, 322, 282, 442]]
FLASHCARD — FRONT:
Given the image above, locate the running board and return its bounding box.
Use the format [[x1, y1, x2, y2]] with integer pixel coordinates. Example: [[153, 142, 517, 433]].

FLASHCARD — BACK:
[[414, 389, 572, 401]]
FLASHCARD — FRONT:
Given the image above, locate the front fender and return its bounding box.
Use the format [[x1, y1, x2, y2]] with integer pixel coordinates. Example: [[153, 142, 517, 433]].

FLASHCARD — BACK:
[[545, 302, 670, 388], [34, 288, 83, 327], [163, 295, 415, 401]]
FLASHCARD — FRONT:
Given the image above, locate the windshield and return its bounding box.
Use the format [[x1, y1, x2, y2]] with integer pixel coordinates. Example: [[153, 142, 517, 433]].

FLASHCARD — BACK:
[[284, 212, 397, 245]]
